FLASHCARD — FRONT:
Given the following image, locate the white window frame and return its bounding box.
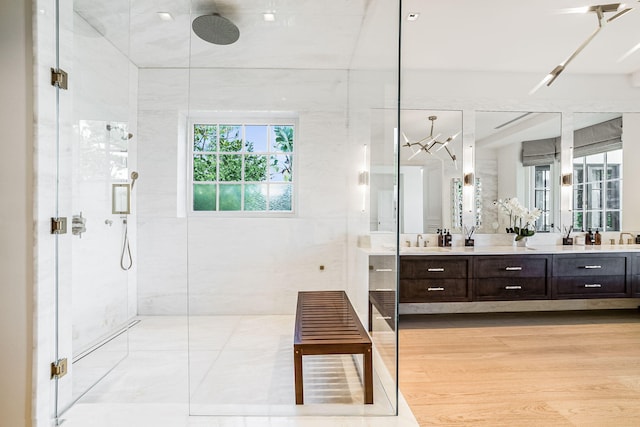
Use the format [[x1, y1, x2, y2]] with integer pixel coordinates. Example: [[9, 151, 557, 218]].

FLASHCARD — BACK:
[[526, 163, 557, 232], [572, 149, 622, 232], [187, 115, 298, 217]]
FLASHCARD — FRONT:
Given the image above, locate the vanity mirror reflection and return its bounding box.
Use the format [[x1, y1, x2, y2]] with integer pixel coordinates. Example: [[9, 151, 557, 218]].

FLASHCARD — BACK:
[[475, 111, 562, 234], [369, 109, 463, 234], [399, 110, 462, 234], [572, 113, 623, 232]]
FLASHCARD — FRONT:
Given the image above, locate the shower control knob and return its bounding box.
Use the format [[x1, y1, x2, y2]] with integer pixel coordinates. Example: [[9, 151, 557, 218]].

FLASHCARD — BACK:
[[72, 212, 87, 238]]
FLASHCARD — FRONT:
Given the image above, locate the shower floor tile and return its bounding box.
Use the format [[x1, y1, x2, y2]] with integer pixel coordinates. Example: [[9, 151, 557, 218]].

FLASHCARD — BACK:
[[61, 315, 417, 426]]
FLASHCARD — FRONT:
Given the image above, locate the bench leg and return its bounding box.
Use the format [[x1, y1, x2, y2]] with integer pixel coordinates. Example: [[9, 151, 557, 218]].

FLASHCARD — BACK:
[[294, 348, 303, 404], [364, 347, 373, 404]]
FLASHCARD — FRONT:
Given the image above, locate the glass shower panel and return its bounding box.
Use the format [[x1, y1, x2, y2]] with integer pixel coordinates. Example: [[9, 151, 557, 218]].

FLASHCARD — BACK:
[[55, 0, 133, 416], [186, 0, 400, 417]]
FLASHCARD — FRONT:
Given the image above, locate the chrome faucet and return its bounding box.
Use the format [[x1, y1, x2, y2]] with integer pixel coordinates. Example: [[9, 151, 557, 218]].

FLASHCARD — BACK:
[[416, 234, 423, 247], [619, 232, 635, 244]]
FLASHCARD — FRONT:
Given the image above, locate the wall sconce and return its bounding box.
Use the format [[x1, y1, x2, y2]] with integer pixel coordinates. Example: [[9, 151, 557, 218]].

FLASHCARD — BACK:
[[359, 144, 368, 212], [561, 173, 573, 186], [464, 172, 474, 186]]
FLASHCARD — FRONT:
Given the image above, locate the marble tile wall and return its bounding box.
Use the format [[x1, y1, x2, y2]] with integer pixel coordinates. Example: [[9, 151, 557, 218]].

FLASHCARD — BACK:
[[137, 68, 361, 315]]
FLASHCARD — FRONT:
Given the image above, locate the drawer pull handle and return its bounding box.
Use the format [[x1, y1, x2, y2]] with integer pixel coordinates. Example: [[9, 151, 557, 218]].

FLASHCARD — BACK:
[[376, 288, 394, 291], [375, 268, 393, 272], [427, 268, 445, 272], [427, 287, 445, 292], [583, 265, 602, 269], [376, 316, 392, 320], [584, 284, 602, 288], [505, 285, 522, 290], [505, 267, 522, 271]]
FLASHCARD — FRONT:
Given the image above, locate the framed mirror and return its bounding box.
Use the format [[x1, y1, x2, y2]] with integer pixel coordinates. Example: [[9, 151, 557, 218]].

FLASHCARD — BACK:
[[475, 111, 562, 233]]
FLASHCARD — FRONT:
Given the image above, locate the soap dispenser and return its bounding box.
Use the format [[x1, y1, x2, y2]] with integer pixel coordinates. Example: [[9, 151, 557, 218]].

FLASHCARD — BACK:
[[437, 229, 444, 247], [594, 228, 601, 245], [445, 229, 452, 247]]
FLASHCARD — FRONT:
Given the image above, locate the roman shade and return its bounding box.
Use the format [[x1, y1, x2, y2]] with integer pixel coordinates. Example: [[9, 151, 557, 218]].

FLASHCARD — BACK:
[[573, 117, 622, 157], [521, 137, 560, 167]]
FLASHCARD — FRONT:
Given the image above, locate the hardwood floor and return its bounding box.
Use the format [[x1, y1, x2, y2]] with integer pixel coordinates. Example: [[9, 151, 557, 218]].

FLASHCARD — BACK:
[[398, 310, 640, 426]]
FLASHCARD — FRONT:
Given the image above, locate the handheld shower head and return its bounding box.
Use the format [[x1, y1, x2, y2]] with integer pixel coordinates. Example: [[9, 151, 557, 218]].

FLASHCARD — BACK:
[[130, 171, 139, 189]]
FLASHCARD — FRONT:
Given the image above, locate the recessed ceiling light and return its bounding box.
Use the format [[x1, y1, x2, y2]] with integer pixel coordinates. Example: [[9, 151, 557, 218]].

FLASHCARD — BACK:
[[157, 12, 174, 21], [263, 12, 276, 22], [407, 13, 420, 21]]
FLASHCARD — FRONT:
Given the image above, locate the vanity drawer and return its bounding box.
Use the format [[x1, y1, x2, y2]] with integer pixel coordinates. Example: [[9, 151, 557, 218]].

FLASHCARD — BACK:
[[369, 255, 396, 291], [475, 278, 549, 300], [553, 255, 626, 277], [369, 255, 395, 274], [633, 276, 640, 297], [400, 279, 470, 302], [400, 257, 469, 279], [553, 275, 629, 298], [475, 256, 548, 278], [632, 254, 640, 275]]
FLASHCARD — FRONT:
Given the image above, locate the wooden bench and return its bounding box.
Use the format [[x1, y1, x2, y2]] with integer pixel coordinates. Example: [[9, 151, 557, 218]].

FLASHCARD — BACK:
[[293, 290, 373, 404]]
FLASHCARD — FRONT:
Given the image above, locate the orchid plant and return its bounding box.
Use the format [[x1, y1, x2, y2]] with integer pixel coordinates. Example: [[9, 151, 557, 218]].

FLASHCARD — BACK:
[[494, 198, 542, 241]]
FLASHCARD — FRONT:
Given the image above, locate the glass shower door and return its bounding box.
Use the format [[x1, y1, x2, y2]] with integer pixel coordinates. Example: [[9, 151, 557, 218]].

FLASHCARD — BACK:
[[52, 0, 134, 416]]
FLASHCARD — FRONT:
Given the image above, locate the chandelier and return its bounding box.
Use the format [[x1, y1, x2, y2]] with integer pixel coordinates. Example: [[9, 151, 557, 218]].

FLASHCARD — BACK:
[[531, 2, 635, 93], [403, 115, 460, 166]]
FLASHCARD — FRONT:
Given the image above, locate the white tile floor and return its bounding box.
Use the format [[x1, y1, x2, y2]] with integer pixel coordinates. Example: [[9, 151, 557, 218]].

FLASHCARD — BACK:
[[61, 316, 418, 427]]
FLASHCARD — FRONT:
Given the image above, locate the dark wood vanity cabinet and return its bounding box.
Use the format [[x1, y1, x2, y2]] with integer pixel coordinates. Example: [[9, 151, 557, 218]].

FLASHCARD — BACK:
[[399, 256, 471, 302], [631, 253, 640, 297], [474, 255, 550, 301], [397, 251, 638, 303], [552, 254, 631, 299]]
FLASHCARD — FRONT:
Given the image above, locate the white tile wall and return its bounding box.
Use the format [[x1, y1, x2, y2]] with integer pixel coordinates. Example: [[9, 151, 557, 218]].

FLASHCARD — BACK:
[[136, 68, 363, 316]]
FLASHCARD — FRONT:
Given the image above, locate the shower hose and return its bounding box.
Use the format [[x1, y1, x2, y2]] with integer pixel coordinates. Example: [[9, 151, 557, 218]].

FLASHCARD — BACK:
[[120, 218, 133, 271]]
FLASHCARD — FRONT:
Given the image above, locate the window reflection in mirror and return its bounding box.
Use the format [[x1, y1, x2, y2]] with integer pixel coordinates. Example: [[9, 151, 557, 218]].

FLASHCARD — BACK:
[[475, 112, 561, 233], [398, 110, 462, 234], [572, 113, 623, 232]]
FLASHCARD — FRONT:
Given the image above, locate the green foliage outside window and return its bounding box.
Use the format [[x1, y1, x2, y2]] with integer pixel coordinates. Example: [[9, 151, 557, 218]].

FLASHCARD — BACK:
[[193, 122, 294, 212], [194, 154, 217, 181]]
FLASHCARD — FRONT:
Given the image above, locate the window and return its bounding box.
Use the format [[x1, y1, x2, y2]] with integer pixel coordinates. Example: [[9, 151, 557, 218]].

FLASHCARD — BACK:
[[573, 149, 622, 231], [190, 122, 295, 213], [531, 164, 553, 232]]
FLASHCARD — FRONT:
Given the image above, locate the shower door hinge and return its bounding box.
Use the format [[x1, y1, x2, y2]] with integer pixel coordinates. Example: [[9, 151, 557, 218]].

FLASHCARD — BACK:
[[51, 217, 68, 234], [50, 358, 68, 379], [50, 68, 68, 90]]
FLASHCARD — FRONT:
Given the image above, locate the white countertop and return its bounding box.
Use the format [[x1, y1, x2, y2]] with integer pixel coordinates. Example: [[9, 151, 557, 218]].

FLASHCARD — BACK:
[[363, 244, 640, 256]]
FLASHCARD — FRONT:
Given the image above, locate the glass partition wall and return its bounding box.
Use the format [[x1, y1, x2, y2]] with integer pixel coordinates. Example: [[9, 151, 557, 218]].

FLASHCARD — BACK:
[[184, 0, 400, 416], [47, 0, 400, 423]]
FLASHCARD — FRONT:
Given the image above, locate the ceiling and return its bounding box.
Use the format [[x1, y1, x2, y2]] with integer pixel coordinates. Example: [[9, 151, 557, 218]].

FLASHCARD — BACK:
[[74, 0, 636, 163], [74, 0, 640, 76]]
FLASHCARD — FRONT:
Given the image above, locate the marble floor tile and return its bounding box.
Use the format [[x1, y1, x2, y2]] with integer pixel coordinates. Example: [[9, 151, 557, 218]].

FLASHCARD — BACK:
[[62, 315, 418, 426]]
